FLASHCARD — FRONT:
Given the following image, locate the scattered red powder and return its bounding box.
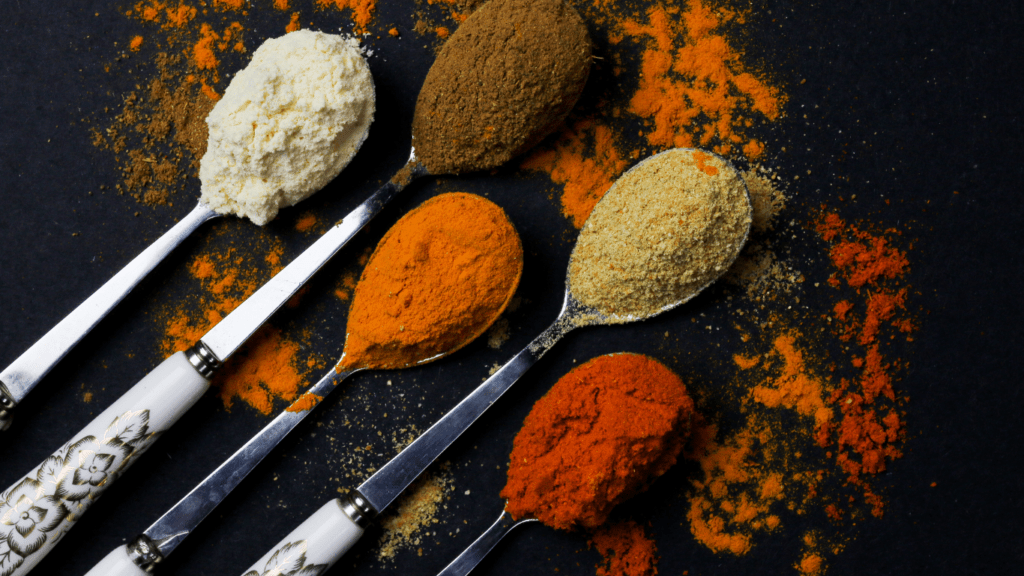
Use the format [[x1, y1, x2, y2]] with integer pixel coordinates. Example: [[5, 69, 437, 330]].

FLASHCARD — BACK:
[[590, 521, 659, 576]]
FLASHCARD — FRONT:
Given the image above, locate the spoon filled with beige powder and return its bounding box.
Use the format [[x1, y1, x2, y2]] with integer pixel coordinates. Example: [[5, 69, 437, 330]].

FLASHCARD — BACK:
[[0, 30, 374, 429]]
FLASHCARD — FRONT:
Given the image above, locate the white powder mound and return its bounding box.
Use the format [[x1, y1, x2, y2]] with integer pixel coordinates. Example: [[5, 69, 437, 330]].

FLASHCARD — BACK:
[[200, 30, 375, 225]]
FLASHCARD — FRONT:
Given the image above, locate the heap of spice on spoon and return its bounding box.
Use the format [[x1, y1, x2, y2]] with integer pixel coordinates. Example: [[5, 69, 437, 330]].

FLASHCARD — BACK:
[[236, 147, 752, 576], [438, 353, 695, 576], [84, 192, 523, 576], [0, 0, 593, 571], [0, 30, 374, 430]]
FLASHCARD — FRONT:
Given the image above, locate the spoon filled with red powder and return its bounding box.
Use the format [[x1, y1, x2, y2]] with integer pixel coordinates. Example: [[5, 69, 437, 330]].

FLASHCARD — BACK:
[[436, 353, 695, 576]]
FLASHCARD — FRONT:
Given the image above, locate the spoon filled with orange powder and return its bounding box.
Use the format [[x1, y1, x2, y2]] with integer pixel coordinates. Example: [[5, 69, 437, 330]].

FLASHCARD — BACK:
[[438, 353, 695, 576], [85, 192, 522, 575]]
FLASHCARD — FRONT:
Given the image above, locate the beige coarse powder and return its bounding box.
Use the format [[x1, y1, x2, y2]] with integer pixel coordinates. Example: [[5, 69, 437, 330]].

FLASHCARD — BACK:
[[568, 148, 752, 320]]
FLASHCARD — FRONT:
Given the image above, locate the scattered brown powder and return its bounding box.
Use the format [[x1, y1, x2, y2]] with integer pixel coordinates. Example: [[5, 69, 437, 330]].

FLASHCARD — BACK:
[[486, 318, 510, 349]]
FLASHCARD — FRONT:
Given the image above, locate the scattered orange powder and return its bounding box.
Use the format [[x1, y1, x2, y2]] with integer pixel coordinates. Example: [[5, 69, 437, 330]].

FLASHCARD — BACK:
[[159, 241, 283, 356], [693, 150, 719, 175], [733, 354, 759, 370], [316, 0, 376, 33], [685, 418, 785, 555], [590, 521, 659, 576], [749, 333, 832, 446], [798, 552, 824, 575], [388, 27, 400, 37], [286, 392, 324, 413], [274, 0, 290, 9], [521, 119, 628, 227], [200, 77, 221, 101], [194, 23, 220, 72], [130, 36, 144, 51], [134, 1, 197, 29], [217, 326, 310, 415], [213, 0, 245, 10], [286, 12, 301, 32], [622, 0, 781, 156], [436, 26, 450, 38], [295, 212, 318, 232]]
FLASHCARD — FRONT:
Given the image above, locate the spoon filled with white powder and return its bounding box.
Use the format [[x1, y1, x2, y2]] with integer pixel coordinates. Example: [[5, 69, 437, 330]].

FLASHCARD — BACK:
[[0, 30, 374, 430]]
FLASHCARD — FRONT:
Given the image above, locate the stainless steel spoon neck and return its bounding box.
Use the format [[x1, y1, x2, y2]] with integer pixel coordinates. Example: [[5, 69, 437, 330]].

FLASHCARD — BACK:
[[127, 534, 164, 573], [339, 492, 377, 529], [185, 341, 222, 379], [437, 509, 535, 576], [355, 307, 578, 515]]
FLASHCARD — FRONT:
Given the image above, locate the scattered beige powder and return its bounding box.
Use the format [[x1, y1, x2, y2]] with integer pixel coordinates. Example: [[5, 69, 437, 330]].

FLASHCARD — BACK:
[[486, 318, 510, 349], [377, 469, 453, 560], [743, 166, 788, 234]]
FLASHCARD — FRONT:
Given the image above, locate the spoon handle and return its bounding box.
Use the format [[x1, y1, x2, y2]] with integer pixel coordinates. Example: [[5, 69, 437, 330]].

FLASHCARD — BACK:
[[357, 306, 575, 514], [0, 351, 210, 576], [438, 510, 535, 576], [0, 202, 218, 429], [237, 499, 364, 576]]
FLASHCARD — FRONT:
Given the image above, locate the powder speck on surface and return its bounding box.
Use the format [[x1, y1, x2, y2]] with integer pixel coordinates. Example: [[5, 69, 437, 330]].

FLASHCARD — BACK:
[[200, 30, 375, 225]]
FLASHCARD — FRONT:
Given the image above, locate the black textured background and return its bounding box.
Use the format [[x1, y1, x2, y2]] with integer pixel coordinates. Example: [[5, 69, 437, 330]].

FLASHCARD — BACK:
[[0, 0, 1022, 575]]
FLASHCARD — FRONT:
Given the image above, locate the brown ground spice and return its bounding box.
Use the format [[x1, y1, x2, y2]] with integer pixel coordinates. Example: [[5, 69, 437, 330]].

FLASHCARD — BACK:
[[411, 0, 592, 174]]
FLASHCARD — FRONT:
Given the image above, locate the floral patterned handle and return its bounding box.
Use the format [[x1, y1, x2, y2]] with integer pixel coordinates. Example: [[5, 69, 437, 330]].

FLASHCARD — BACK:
[[240, 499, 363, 576], [0, 352, 210, 576]]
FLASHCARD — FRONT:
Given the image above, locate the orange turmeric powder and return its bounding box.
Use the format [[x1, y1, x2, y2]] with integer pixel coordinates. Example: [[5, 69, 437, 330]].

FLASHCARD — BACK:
[[316, 0, 376, 33], [502, 353, 695, 530], [521, 119, 628, 227], [339, 193, 523, 370]]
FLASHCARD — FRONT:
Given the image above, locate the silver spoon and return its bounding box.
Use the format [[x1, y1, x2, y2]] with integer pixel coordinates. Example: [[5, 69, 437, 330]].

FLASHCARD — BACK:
[[233, 148, 752, 576]]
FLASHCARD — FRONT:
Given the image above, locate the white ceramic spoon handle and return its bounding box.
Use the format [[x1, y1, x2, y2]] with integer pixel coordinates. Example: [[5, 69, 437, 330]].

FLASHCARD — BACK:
[[0, 203, 217, 430], [239, 499, 364, 576], [84, 546, 147, 576], [0, 352, 209, 576]]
